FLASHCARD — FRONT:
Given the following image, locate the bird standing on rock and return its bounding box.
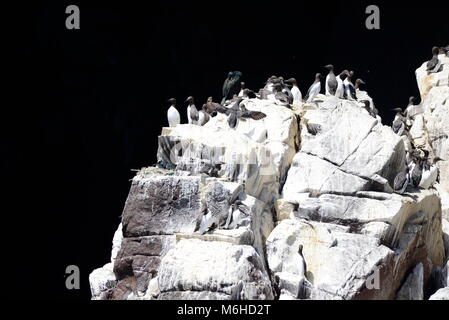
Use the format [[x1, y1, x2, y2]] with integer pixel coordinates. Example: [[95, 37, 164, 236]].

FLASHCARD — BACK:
[[324, 65, 338, 96], [335, 70, 349, 99], [305, 73, 322, 103], [393, 167, 410, 194], [285, 78, 302, 102], [167, 98, 181, 127], [185, 96, 199, 125], [221, 71, 242, 104], [427, 47, 442, 74], [391, 108, 406, 136]]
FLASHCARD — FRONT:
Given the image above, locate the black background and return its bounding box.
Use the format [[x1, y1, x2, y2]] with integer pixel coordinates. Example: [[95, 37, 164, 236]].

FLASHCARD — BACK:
[[8, 0, 448, 300]]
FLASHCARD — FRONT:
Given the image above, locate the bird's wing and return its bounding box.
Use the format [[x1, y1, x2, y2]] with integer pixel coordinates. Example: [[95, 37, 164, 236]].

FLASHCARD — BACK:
[[222, 78, 231, 98], [215, 103, 231, 115], [393, 172, 406, 190], [328, 76, 338, 94], [241, 110, 267, 120]]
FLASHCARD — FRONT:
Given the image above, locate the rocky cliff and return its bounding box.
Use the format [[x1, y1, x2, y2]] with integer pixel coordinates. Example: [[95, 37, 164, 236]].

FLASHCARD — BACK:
[[90, 55, 449, 300]]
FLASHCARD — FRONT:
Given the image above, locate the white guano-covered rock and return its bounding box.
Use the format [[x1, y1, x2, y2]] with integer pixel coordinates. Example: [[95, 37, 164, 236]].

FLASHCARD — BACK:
[[157, 99, 298, 204], [157, 239, 274, 300]]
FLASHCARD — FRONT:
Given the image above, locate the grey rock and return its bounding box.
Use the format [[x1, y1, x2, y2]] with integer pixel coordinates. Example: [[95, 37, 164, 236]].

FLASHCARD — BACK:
[[396, 263, 424, 300]]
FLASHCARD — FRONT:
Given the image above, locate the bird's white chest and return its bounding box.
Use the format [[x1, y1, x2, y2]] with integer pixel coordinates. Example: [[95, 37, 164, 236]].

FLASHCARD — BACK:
[[291, 86, 302, 101], [167, 106, 180, 127]]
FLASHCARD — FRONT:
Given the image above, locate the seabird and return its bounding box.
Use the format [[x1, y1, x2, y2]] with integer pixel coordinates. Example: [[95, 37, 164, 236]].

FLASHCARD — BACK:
[[344, 71, 356, 100], [305, 73, 322, 103], [198, 104, 211, 126], [221, 71, 242, 104], [242, 88, 257, 99], [203, 97, 223, 116], [324, 65, 338, 96], [391, 108, 406, 136], [427, 47, 442, 74], [166, 98, 181, 127], [409, 157, 422, 188], [185, 96, 199, 125], [393, 167, 410, 194], [360, 100, 375, 117], [355, 78, 366, 91], [224, 200, 250, 229], [216, 98, 267, 129], [238, 82, 246, 97], [335, 70, 349, 99], [285, 78, 303, 102], [273, 83, 293, 106]]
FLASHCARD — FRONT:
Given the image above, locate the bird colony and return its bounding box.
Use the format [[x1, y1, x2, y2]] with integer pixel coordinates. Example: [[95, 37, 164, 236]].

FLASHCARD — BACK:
[[90, 47, 449, 300]]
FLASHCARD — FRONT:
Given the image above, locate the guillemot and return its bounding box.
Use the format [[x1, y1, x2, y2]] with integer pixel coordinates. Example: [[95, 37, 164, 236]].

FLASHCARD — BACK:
[[166, 98, 181, 127], [305, 73, 322, 103], [324, 65, 338, 96], [185, 96, 199, 125], [285, 78, 303, 102]]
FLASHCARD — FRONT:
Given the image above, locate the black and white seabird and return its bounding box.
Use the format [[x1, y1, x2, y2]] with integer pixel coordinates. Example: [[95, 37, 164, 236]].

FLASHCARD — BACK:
[[285, 78, 303, 102], [360, 100, 375, 117], [354, 78, 366, 91], [238, 82, 246, 97], [393, 167, 410, 194], [391, 108, 406, 136], [166, 98, 181, 127], [344, 71, 356, 100], [427, 47, 442, 74], [199, 104, 211, 126], [305, 73, 322, 103], [409, 157, 422, 188], [335, 70, 349, 99], [185, 96, 199, 125], [324, 65, 338, 96], [221, 71, 242, 104], [216, 98, 267, 129], [272, 83, 293, 106]]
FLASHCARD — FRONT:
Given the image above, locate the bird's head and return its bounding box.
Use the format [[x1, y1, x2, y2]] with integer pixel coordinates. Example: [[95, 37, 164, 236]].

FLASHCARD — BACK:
[[355, 79, 366, 86], [323, 64, 334, 71], [408, 96, 415, 105], [185, 96, 194, 104], [207, 96, 213, 103], [240, 82, 245, 89], [285, 78, 297, 85], [432, 46, 440, 55], [315, 73, 322, 80], [167, 98, 176, 105]]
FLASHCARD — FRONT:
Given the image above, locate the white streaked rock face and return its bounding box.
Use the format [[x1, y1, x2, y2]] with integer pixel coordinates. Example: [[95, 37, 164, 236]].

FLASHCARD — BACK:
[[157, 239, 274, 300]]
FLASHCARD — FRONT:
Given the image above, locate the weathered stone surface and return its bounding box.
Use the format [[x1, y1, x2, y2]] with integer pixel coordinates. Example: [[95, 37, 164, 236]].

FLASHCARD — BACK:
[[157, 291, 231, 300], [158, 239, 274, 300], [396, 263, 424, 300], [282, 152, 370, 198], [122, 173, 201, 237], [89, 263, 117, 300]]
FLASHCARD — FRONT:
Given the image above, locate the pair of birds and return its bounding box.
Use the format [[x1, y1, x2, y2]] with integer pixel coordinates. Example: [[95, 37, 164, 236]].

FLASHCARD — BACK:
[[166, 97, 210, 128], [304, 65, 366, 103], [426, 46, 448, 74], [393, 149, 443, 194], [391, 96, 425, 136]]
